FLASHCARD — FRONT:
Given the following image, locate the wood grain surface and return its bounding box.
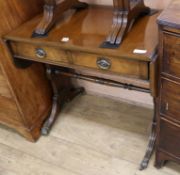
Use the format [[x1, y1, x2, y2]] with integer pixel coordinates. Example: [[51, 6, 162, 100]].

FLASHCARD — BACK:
[[156, 0, 180, 168], [0, 94, 179, 175], [0, 0, 51, 141]]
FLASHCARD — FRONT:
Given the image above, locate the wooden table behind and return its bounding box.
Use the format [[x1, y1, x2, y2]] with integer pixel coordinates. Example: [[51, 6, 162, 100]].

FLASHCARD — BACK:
[[0, 0, 52, 141]]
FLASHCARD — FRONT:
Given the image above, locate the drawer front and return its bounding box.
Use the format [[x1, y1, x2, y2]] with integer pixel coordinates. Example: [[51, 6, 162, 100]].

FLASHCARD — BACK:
[[0, 95, 22, 125], [158, 119, 180, 157], [163, 32, 180, 77], [0, 67, 12, 98], [11, 42, 149, 80], [11, 42, 70, 63], [71, 52, 148, 80], [160, 78, 180, 122]]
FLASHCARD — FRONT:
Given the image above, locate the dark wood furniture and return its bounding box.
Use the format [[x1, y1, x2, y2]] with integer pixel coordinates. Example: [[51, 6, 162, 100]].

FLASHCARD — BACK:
[[0, 0, 52, 142], [156, 0, 180, 168], [33, 0, 150, 46], [4, 5, 160, 169]]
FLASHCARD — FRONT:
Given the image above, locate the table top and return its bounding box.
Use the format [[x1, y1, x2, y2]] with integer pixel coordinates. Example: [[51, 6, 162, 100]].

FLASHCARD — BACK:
[[157, 0, 180, 29], [5, 5, 159, 62]]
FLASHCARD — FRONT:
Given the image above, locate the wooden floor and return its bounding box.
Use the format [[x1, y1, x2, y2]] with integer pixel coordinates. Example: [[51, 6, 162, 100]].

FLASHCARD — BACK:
[[0, 94, 179, 175]]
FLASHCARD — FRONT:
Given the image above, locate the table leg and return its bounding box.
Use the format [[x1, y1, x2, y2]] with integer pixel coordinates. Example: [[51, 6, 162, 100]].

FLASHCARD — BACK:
[[41, 65, 84, 135], [139, 98, 157, 170]]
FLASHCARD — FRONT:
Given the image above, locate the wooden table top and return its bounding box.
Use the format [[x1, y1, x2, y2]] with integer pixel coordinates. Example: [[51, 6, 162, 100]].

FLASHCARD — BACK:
[[157, 0, 180, 29], [5, 5, 160, 62]]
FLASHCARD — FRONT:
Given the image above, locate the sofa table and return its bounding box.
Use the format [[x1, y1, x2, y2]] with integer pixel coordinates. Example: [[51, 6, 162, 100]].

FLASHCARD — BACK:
[[4, 5, 159, 170]]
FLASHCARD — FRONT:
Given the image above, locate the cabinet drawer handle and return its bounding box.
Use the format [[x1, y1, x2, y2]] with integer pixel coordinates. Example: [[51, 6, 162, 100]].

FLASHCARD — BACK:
[[35, 48, 46, 59], [165, 102, 169, 111], [97, 58, 111, 70]]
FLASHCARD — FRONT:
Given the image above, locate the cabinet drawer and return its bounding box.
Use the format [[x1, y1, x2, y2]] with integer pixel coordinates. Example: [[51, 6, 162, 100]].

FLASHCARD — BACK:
[[163, 32, 180, 78], [0, 67, 12, 98], [10, 42, 149, 80], [158, 119, 180, 157], [0, 95, 22, 125], [160, 78, 180, 123]]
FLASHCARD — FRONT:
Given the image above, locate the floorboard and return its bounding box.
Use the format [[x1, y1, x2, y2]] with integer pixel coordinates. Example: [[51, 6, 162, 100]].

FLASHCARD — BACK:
[[0, 94, 179, 175]]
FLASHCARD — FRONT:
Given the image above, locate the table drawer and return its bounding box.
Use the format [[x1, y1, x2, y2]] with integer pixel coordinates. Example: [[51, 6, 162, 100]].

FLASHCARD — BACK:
[[163, 32, 180, 78], [160, 78, 180, 123], [0, 67, 12, 98], [71, 52, 148, 80], [11, 42, 149, 80], [158, 119, 180, 158], [11, 42, 70, 63]]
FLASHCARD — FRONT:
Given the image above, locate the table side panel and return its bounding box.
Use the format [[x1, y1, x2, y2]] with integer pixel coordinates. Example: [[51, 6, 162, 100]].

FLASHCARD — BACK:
[[0, 66, 12, 98], [0, 95, 22, 126]]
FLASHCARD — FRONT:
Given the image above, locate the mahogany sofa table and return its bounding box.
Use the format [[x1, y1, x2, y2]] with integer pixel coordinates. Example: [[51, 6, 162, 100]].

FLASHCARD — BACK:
[[4, 5, 159, 170]]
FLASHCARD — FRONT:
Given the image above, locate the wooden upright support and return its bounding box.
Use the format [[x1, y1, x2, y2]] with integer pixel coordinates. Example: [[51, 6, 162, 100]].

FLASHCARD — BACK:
[[33, 0, 150, 46], [106, 0, 150, 45], [32, 0, 88, 37]]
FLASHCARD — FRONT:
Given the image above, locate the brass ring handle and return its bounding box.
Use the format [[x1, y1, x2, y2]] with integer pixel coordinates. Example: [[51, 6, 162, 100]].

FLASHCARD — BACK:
[[35, 48, 46, 59], [97, 57, 111, 70]]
